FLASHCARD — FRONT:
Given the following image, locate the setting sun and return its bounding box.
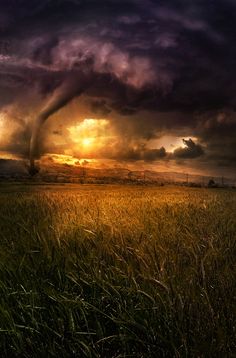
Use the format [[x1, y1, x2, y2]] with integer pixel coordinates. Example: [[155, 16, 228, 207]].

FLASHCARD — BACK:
[[82, 138, 93, 146], [67, 118, 114, 156]]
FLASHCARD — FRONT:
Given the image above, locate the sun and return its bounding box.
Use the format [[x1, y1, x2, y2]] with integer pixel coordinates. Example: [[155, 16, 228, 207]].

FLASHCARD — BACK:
[[68, 118, 111, 153], [82, 138, 92, 146], [67, 118, 118, 159]]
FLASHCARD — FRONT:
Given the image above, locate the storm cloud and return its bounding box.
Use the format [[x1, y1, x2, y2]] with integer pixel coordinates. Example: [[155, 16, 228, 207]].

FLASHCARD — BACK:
[[173, 139, 204, 159], [0, 0, 236, 175]]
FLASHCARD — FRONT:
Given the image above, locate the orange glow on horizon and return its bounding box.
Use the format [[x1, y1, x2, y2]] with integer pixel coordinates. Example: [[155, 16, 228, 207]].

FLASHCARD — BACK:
[[0, 113, 6, 141], [42, 154, 98, 167]]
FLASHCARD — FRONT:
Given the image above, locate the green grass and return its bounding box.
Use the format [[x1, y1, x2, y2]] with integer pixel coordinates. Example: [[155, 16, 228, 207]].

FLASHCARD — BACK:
[[0, 184, 235, 357]]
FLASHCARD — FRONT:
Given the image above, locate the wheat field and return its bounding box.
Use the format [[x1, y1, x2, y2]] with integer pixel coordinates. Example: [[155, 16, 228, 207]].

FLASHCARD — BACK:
[[0, 184, 235, 357]]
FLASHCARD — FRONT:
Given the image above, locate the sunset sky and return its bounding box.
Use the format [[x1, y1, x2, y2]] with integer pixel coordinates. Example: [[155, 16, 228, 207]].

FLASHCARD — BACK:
[[0, 0, 236, 176]]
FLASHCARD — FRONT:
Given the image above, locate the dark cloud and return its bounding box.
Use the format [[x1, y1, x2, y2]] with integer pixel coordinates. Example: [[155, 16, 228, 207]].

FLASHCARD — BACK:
[[0, 0, 236, 173], [2, 0, 235, 108], [195, 111, 236, 167], [143, 147, 167, 162], [173, 138, 204, 159], [106, 144, 167, 162], [89, 99, 111, 116]]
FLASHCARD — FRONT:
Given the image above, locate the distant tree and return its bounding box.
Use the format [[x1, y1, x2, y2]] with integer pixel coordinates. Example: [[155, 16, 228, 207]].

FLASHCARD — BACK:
[[208, 179, 216, 188]]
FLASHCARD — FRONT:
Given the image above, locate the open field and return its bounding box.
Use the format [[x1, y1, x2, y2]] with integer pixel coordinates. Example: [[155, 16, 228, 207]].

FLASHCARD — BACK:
[[0, 184, 235, 357]]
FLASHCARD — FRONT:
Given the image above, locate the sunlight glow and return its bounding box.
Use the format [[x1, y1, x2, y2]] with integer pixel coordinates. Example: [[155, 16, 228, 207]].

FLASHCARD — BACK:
[[82, 138, 93, 146], [0, 113, 5, 139], [67, 118, 112, 155], [0, 112, 11, 144]]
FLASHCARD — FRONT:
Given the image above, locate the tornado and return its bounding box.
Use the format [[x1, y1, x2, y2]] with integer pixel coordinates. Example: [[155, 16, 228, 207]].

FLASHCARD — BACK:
[[29, 72, 92, 175]]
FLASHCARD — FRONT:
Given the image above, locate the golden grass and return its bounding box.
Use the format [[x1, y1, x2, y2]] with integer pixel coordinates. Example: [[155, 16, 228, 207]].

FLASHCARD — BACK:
[[0, 184, 235, 357]]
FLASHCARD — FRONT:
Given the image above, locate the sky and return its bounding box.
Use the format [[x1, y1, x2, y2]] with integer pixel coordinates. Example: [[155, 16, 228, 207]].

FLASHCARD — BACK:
[[0, 0, 236, 176]]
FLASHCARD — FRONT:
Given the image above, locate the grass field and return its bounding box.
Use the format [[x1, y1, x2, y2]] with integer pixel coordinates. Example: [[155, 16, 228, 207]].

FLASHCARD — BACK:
[[0, 184, 235, 357]]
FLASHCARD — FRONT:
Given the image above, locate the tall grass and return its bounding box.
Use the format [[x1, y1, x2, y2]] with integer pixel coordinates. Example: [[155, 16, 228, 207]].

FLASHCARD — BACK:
[[0, 185, 235, 357]]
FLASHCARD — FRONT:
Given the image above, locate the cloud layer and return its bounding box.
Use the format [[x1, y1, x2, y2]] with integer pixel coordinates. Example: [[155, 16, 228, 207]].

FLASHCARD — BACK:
[[0, 0, 236, 175]]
